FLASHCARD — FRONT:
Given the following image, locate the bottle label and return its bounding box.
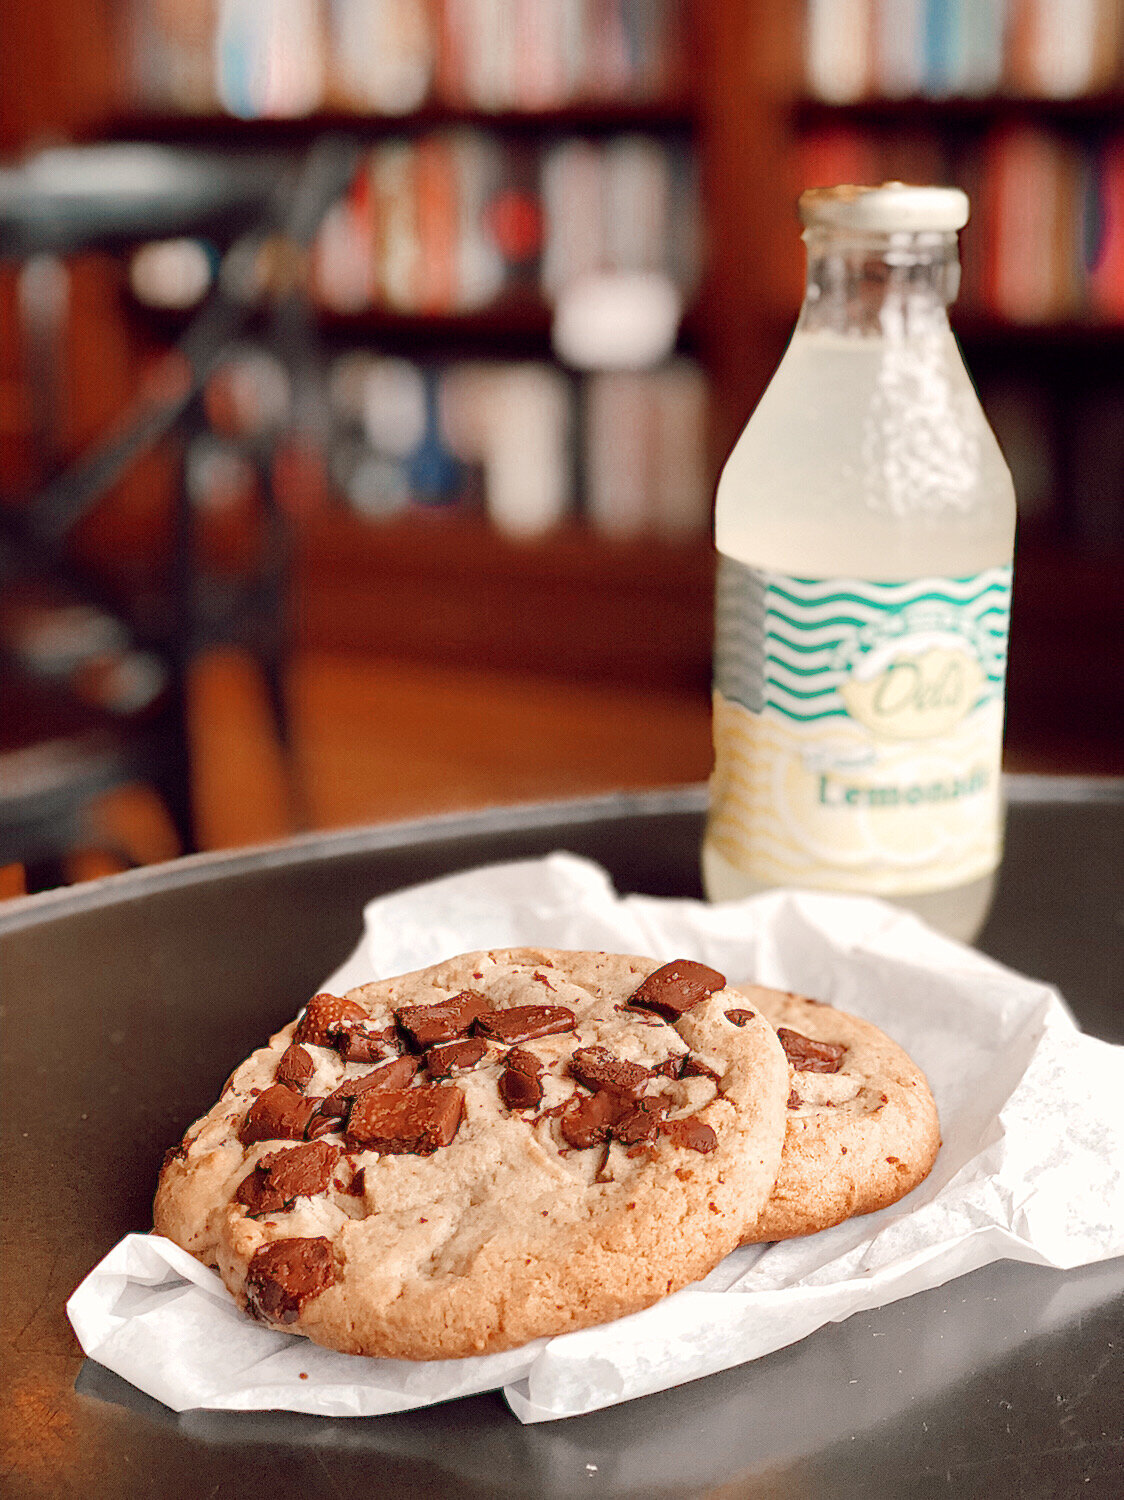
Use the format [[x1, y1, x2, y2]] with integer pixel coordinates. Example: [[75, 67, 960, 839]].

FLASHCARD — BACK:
[[707, 563, 1012, 895]]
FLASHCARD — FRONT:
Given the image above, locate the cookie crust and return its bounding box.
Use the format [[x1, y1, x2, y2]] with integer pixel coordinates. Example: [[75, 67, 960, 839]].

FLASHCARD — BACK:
[[742, 988, 941, 1243], [155, 948, 789, 1359]]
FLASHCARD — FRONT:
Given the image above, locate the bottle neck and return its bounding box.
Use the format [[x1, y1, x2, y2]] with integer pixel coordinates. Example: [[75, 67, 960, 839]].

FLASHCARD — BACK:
[[797, 228, 961, 339]]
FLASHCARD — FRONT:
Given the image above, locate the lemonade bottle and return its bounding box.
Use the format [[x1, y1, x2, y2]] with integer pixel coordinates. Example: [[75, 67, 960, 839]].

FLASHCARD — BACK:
[[702, 184, 1016, 942]]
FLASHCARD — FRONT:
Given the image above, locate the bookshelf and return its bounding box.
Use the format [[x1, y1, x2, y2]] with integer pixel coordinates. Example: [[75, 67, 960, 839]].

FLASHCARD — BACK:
[[752, 0, 1124, 766], [1, 0, 1120, 769]]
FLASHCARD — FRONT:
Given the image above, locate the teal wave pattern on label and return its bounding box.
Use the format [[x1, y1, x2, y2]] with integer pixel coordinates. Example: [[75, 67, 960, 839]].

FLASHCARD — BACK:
[[714, 564, 1012, 724]]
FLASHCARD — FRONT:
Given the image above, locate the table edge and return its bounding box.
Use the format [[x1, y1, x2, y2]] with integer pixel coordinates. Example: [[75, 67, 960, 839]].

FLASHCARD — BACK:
[[1, 773, 1120, 936]]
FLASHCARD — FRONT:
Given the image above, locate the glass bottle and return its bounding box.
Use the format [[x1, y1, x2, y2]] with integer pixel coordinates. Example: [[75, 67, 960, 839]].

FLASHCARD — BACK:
[[702, 184, 1016, 942]]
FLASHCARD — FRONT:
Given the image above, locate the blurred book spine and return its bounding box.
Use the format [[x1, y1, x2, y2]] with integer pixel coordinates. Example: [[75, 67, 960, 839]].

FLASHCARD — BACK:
[[128, 0, 687, 116], [213, 0, 327, 120], [797, 123, 1124, 326], [326, 0, 434, 115], [310, 129, 697, 317], [584, 361, 709, 538], [805, 0, 1124, 101], [188, 346, 712, 541], [1089, 136, 1124, 320]]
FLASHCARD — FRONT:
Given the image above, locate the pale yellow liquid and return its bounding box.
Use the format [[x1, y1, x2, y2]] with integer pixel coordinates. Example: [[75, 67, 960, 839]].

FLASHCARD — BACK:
[[702, 328, 1017, 943]]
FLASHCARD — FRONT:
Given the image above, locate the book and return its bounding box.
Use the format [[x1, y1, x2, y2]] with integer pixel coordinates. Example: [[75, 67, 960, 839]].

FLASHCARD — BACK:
[[482, 363, 573, 535], [372, 140, 421, 311], [541, 138, 607, 296], [585, 371, 652, 535], [650, 360, 709, 537], [1012, 0, 1103, 99], [327, 0, 433, 115], [130, 0, 218, 111], [1089, 136, 1124, 321], [875, 0, 927, 98], [805, 0, 874, 103], [214, 0, 326, 120], [603, 134, 673, 273], [809, 0, 1123, 100], [414, 134, 460, 313], [313, 170, 378, 314], [132, 0, 691, 116]]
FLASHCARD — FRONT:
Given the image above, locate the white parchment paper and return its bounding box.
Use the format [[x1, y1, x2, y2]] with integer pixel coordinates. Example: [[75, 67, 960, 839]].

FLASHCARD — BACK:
[[67, 854, 1124, 1423]]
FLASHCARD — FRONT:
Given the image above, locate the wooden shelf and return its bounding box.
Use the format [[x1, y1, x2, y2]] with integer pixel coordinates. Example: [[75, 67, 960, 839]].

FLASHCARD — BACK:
[[950, 320, 1124, 383], [754, 305, 1124, 354], [246, 509, 714, 692], [128, 292, 704, 359], [94, 100, 697, 147], [796, 93, 1124, 133], [318, 298, 555, 355], [128, 291, 556, 354], [953, 317, 1124, 346]]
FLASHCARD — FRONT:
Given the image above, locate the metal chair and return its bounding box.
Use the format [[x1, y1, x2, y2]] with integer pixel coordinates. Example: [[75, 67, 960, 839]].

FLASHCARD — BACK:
[[0, 136, 358, 884]]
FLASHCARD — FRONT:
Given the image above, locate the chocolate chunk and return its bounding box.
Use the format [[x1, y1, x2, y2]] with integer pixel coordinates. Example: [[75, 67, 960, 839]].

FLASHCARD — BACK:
[[344, 1165, 366, 1197], [305, 1111, 342, 1140], [724, 1008, 757, 1027], [616, 1005, 663, 1027], [246, 1237, 335, 1324], [329, 1020, 400, 1063], [425, 1037, 487, 1078], [627, 961, 726, 1021], [498, 1046, 545, 1109], [680, 1055, 722, 1084], [238, 1084, 320, 1145], [235, 1141, 341, 1215], [319, 1055, 421, 1119], [559, 1090, 626, 1149], [569, 1045, 648, 1097], [396, 991, 491, 1049], [504, 1045, 543, 1075], [294, 993, 368, 1047], [660, 1115, 719, 1154], [276, 1044, 314, 1092], [650, 1054, 685, 1080], [345, 1084, 465, 1155], [776, 1027, 847, 1074], [329, 1026, 386, 1064], [499, 1066, 543, 1110], [787, 1088, 802, 1109], [614, 1095, 671, 1146], [474, 1005, 577, 1045]]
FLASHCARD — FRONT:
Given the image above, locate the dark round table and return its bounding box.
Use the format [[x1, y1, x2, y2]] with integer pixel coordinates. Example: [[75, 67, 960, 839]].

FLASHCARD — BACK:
[[2, 777, 1122, 1500]]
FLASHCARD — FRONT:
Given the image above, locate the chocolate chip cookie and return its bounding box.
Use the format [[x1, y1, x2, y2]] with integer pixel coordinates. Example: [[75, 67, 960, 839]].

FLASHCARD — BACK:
[[154, 948, 790, 1360], [740, 987, 941, 1243]]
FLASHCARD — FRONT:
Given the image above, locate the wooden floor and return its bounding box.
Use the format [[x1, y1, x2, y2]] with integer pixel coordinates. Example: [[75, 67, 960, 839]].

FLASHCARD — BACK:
[[196, 647, 716, 847], [1, 644, 1117, 899], [0, 649, 715, 895]]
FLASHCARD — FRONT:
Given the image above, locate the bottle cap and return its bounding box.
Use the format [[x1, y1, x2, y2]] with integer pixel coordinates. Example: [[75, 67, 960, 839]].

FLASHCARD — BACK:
[[799, 183, 969, 233]]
